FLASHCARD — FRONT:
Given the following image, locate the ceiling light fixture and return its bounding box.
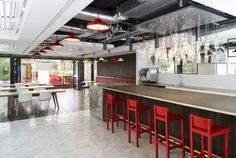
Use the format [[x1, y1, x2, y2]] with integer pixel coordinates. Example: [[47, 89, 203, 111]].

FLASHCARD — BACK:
[[98, 57, 104, 62], [64, 27, 80, 42], [118, 57, 124, 62], [86, 8, 110, 31], [64, 33, 80, 42], [42, 46, 53, 52], [111, 57, 118, 62], [32, 52, 41, 58], [42, 40, 53, 52], [51, 41, 64, 48], [39, 50, 47, 54], [51, 35, 64, 48], [83, 59, 91, 64]]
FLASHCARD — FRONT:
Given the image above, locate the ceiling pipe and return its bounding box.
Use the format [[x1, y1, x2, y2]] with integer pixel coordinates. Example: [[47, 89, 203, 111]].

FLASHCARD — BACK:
[[119, 0, 178, 19], [76, 0, 179, 43], [79, 11, 114, 22], [77, 11, 127, 24], [59, 25, 87, 34], [100, 30, 146, 43], [75, 6, 128, 24], [77, 0, 178, 24]]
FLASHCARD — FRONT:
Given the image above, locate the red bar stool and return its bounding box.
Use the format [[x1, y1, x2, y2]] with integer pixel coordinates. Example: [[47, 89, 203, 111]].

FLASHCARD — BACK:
[[106, 94, 126, 133], [154, 105, 185, 158], [116, 97, 127, 131], [127, 98, 152, 148], [190, 114, 229, 158]]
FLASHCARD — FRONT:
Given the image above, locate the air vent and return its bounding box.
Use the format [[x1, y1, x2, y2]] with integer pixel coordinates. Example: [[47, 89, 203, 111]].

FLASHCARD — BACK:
[[0, 0, 27, 38], [0, 43, 16, 49]]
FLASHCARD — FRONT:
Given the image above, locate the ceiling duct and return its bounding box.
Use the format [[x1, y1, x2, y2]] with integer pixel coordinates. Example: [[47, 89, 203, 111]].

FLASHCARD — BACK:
[[101, 30, 146, 43], [76, 6, 127, 24], [70, 0, 179, 42], [89, 46, 135, 58], [119, 0, 178, 19], [58, 25, 87, 34], [73, 0, 180, 43], [57, 25, 106, 39], [76, 0, 178, 24]]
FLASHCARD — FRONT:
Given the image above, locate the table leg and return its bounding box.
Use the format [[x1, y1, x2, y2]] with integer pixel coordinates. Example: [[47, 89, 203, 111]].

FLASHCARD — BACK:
[[7, 96, 14, 116], [52, 93, 59, 110], [52, 93, 57, 109], [54, 93, 59, 110]]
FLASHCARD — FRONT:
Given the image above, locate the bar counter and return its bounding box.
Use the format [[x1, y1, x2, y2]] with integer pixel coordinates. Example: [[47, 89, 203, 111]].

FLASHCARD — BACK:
[[99, 85, 236, 157], [103, 85, 236, 116]]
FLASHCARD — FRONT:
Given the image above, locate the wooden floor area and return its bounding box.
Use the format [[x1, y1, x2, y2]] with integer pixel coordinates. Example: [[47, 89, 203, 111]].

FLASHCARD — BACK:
[[0, 89, 89, 123]]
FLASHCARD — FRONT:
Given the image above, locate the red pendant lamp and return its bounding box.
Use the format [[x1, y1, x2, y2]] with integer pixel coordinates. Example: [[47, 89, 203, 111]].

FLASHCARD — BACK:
[[42, 40, 53, 52], [86, 8, 110, 31], [42, 46, 53, 52], [51, 35, 64, 48], [39, 50, 47, 54], [32, 52, 41, 58], [64, 27, 80, 42], [51, 40, 64, 48], [111, 57, 118, 62]]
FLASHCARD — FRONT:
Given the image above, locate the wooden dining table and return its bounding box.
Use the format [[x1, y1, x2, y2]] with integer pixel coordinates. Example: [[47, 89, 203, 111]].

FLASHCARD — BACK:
[[0, 83, 46, 87], [0, 89, 65, 116], [0, 85, 54, 91]]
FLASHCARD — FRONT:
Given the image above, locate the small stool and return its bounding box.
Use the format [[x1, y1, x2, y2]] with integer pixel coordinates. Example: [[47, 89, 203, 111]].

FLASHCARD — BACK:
[[106, 94, 126, 133], [190, 114, 229, 158], [127, 98, 152, 148], [154, 105, 185, 158]]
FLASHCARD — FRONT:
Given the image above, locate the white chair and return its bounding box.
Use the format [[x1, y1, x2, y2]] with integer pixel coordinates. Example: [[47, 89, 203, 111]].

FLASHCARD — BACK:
[[35, 88, 46, 91], [16, 86, 24, 90], [17, 88, 29, 93], [38, 92, 52, 109], [15, 83, 23, 87], [15, 83, 23, 85], [0, 97, 8, 117], [14, 88, 29, 107], [32, 88, 47, 111], [16, 93, 33, 116]]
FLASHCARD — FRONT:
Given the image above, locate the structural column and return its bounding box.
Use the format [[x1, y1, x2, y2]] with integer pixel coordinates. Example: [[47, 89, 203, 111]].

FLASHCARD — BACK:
[[10, 57, 21, 84], [78, 60, 84, 89], [91, 61, 94, 81]]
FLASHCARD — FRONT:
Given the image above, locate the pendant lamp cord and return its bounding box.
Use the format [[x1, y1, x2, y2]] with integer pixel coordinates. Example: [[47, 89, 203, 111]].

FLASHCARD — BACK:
[[96, 3, 100, 19], [71, 27, 73, 33]]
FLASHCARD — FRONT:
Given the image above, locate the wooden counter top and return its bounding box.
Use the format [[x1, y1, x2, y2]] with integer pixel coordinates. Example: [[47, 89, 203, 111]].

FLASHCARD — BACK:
[[102, 85, 236, 116]]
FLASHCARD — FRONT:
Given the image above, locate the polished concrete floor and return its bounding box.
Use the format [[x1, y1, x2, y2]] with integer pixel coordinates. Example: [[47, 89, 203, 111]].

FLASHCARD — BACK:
[[0, 110, 189, 158], [0, 89, 189, 158]]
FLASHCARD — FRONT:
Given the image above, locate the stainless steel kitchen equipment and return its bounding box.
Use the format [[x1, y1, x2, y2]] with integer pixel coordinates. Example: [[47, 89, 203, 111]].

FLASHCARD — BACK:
[[139, 67, 158, 83]]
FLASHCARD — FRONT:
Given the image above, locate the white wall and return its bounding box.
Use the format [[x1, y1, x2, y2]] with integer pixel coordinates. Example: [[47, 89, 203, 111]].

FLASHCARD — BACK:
[[36, 63, 52, 71], [158, 73, 236, 90]]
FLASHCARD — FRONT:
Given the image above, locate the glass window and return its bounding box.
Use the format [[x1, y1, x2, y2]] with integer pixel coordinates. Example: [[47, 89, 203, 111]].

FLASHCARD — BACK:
[[0, 57, 10, 84]]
